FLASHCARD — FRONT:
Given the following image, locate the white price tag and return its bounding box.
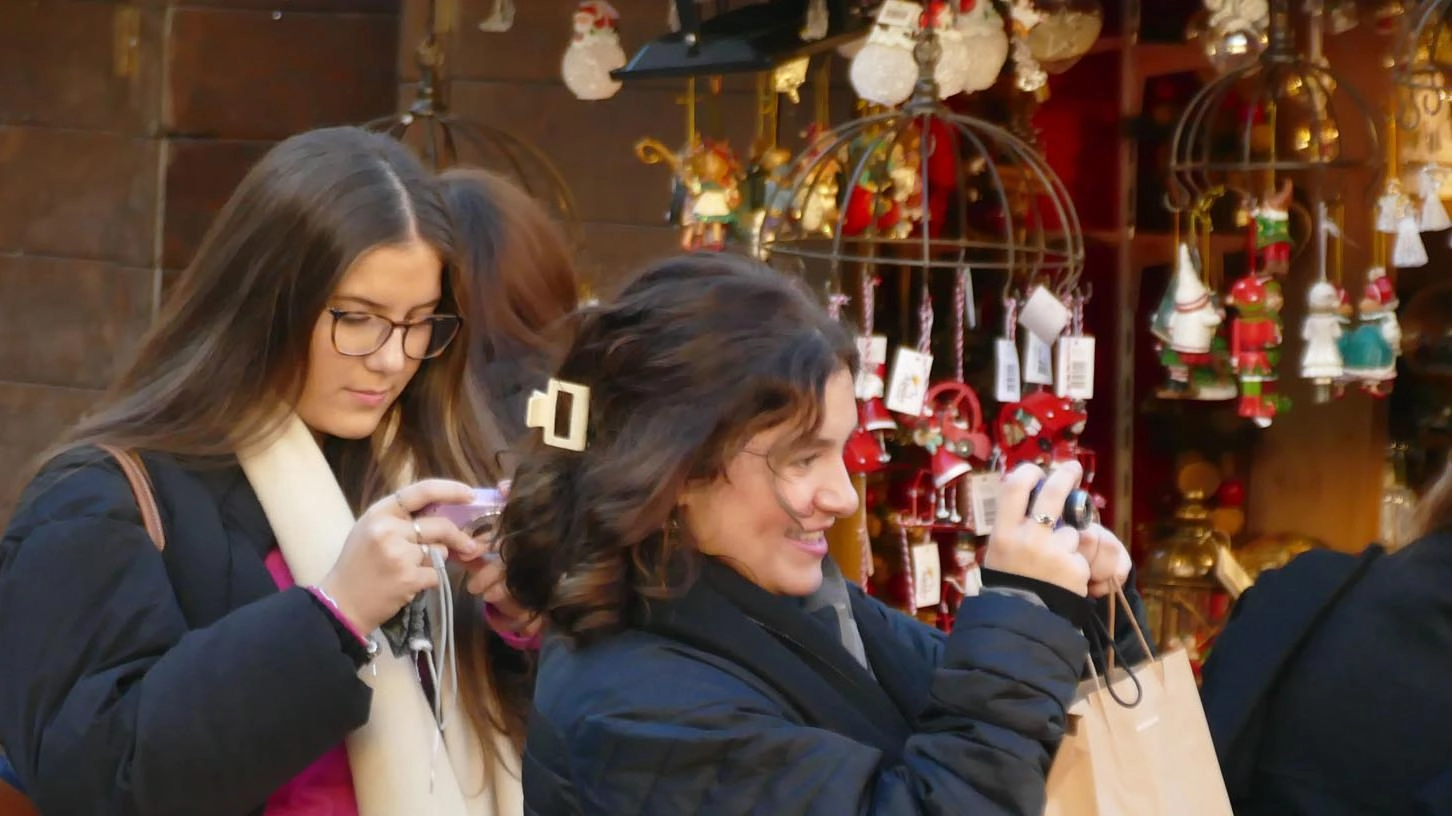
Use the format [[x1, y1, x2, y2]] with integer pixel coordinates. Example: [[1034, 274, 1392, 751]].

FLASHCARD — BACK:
[[854, 335, 889, 400], [1022, 332, 1055, 385], [966, 472, 1000, 533], [885, 347, 934, 415], [912, 541, 942, 609], [1055, 336, 1096, 399], [994, 338, 1022, 403], [1017, 285, 1071, 343]]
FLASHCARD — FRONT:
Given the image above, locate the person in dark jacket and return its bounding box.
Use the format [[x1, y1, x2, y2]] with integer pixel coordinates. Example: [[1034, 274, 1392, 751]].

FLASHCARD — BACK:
[[499, 253, 1139, 815], [0, 127, 529, 815], [1200, 464, 1452, 815]]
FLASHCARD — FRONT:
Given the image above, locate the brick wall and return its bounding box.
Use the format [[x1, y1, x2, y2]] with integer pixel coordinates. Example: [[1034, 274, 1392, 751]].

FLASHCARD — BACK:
[[0, 1, 401, 517]]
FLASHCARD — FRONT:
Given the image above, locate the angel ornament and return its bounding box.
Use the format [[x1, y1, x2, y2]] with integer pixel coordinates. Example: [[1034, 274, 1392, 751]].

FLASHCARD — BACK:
[[1301, 280, 1347, 403], [1418, 164, 1451, 232]]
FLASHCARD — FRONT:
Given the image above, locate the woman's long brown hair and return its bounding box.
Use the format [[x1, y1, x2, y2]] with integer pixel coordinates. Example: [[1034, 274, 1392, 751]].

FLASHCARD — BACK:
[[498, 253, 859, 648], [440, 167, 581, 447], [42, 126, 518, 754], [440, 167, 583, 752]]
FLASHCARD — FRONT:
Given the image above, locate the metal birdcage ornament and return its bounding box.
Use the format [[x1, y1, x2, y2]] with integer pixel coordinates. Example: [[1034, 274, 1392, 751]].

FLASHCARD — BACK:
[[1167, 0, 1382, 208], [1391, 0, 1452, 131], [364, 0, 580, 233], [757, 25, 1084, 295]]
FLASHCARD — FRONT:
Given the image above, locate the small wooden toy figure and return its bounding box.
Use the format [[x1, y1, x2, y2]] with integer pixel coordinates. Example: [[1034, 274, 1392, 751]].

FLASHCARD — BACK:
[[1339, 266, 1401, 397], [1226, 272, 1289, 427], [682, 139, 744, 251], [1301, 279, 1348, 403], [1254, 179, 1295, 279]]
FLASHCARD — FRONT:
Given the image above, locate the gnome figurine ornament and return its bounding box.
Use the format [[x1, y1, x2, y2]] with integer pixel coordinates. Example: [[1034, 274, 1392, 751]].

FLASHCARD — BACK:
[[1154, 243, 1226, 397], [562, 1, 627, 101], [1226, 272, 1289, 427]]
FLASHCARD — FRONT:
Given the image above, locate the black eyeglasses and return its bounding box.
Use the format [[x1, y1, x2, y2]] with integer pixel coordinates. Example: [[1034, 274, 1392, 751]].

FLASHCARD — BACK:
[[327, 308, 461, 360]]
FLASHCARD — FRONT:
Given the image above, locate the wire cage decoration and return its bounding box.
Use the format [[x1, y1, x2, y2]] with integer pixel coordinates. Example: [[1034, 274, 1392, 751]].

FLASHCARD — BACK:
[[364, 0, 581, 235], [757, 27, 1085, 297], [1390, 0, 1452, 130], [1167, 0, 1383, 210]]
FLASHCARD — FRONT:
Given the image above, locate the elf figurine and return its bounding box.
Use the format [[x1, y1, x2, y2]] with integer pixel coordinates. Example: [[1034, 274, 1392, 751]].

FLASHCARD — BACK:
[[1226, 272, 1290, 427], [1254, 180, 1295, 280]]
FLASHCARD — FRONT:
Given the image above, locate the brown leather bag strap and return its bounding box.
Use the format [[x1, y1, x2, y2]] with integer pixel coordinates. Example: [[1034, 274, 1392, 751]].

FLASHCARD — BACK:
[[96, 445, 166, 552]]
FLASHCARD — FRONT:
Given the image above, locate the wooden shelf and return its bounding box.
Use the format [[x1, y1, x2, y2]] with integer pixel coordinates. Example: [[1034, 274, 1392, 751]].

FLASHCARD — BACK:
[[1085, 229, 1246, 267], [1084, 36, 1208, 80]]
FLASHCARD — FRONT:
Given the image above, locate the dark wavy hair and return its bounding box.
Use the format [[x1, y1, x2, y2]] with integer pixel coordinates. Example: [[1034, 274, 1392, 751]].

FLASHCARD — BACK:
[[499, 253, 859, 647]]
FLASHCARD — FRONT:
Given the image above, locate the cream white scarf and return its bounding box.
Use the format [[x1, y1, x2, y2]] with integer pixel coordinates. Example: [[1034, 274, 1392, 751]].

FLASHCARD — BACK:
[[238, 414, 523, 816]]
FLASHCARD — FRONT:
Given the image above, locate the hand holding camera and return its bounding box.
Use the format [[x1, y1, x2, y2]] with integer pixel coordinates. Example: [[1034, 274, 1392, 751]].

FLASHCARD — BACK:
[[985, 462, 1093, 596], [319, 479, 485, 634]]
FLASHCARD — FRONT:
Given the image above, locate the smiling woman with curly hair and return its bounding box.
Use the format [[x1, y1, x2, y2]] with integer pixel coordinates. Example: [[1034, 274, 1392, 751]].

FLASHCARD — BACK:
[[499, 252, 1140, 815]]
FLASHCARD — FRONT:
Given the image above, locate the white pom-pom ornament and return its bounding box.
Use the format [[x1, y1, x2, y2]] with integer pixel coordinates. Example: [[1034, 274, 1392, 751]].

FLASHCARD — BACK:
[[849, 0, 923, 106], [955, 0, 1009, 93]]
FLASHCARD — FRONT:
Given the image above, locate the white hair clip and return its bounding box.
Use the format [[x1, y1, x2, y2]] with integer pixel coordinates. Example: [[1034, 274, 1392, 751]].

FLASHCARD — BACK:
[[526, 377, 591, 451]]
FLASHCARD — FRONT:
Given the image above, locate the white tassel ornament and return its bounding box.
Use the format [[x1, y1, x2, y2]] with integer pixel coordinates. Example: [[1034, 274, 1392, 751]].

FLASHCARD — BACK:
[[1419, 164, 1452, 232]]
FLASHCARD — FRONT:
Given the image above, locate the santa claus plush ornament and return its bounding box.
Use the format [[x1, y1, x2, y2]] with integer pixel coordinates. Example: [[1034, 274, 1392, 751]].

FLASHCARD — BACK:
[[562, 1, 627, 101]]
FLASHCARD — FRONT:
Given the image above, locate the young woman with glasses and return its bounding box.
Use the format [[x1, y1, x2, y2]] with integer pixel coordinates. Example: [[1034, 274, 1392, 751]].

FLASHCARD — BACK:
[[0, 127, 524, 815]]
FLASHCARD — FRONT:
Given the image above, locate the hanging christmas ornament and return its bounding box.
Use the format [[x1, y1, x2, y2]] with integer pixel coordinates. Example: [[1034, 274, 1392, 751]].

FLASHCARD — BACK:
[[1328, 0, 1358, 33], [1253, 179, 1294, 279], [1009, 1, 1048, 94], [1302, 203, 1347, 403], [801, 0, 830, 41], [1394, 200, 1430, 267], [1418, 164, 1452, 232], [1023, 0, 1103, 74], [925, 1, 974, 98], [955, 0, 1010, 94], [1376, 178, 1409, 233], [1339, 266, 1400, 396], [1302, 280, 1347, 402], [561, 1, 626, 101], [1200, 0, 1269, 74], [478, 0, 517, 32], [1155, 242, 1227, 397], [637, 135, 746, 251], [771, 57, 811, 105], [994, 391, 1088, 469], [1226, 271, 1289, 428], [850, 0, 923, 107]]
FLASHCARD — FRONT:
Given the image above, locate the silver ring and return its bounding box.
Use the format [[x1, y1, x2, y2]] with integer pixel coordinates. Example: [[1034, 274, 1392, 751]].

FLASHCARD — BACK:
[[1031, 513, 1059, 529], [420, 543, 431, 560], [413, 518, 425, 544]]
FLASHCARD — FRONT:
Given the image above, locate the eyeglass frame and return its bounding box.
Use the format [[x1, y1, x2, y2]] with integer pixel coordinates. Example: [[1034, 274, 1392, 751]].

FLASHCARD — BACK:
[[326, 307, 462, 360]]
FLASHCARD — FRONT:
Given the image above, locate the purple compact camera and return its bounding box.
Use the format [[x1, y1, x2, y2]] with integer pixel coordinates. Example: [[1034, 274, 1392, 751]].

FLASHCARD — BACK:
[[420, 487, 506, 540]]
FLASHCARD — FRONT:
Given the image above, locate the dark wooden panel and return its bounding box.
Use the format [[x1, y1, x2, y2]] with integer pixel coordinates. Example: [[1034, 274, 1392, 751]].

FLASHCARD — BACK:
[[0, 256, 154, 388], [0, 127, 159, 266], [0, 1, 164, 133], [177, 0, 400, 13], [162, 139, 273, 269], [167, 7, 400, 140]]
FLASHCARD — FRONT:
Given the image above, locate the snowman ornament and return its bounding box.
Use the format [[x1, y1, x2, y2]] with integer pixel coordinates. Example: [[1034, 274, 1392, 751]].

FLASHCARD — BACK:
[[562, 1, 627, 101]]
